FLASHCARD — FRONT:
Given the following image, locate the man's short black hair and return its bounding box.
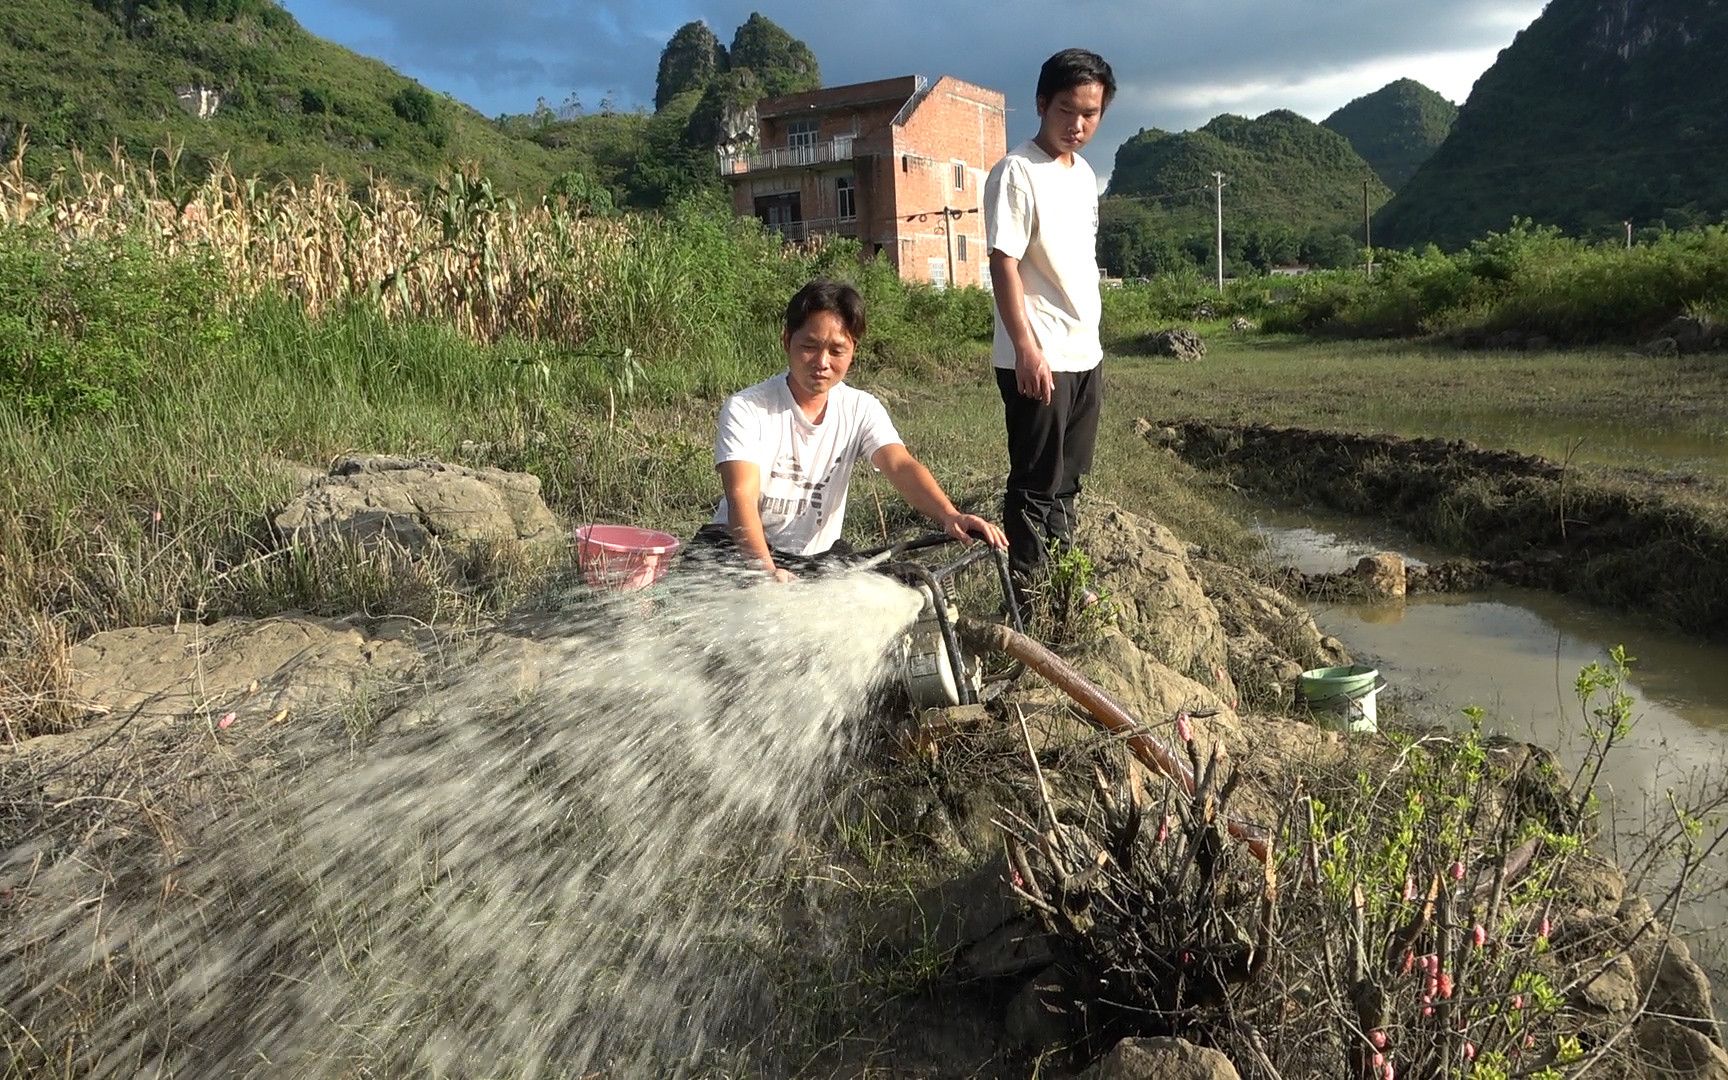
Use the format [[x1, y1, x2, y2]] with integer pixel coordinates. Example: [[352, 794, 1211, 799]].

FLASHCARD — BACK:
[[784, 279, 867, 342], [1036, 49, 1116, 109]]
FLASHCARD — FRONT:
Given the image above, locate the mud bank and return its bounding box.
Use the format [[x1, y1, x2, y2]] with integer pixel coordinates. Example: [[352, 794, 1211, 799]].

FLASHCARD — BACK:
[[1143, 419, 1728, 638]]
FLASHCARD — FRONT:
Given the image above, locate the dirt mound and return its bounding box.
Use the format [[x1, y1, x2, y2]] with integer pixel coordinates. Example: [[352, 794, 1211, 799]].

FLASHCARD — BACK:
[[1137, 329, 1206, 363]]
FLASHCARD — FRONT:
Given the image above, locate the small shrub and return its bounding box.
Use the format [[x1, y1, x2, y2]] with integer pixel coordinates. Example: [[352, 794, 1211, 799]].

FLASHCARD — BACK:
[[0, 231, 222, 417], [390, 86, 438, 128]]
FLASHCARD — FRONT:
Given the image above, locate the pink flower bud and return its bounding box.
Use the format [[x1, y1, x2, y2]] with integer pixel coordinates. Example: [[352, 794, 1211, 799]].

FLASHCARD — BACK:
[[1538, 916, 1551, 940], [1448, 860, 1465, 881], [1424, 953, 1440, 974], [1437, 972, 1454, 999], [1402, 875, 1417, 901], [1463, 1042, 1476, 1062], [217, 711, 235, 730], [1382, 1063, 1395, 1080], [1511, 993, 1524, 1010], [1471, 924, 1487, 948], [1399, 950, 1414, 975], [1524, 1034, 1535, 1050], [1422, 1005, 1434, 1017], [1176, 712, 1193, 742], [1372, 1052, 1384, 1068], [1369, 1029, 1388, 1049]]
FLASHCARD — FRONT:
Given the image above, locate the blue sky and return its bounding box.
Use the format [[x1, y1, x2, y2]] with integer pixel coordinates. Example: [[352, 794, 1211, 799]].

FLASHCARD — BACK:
[[279, 0, 1547, 170]]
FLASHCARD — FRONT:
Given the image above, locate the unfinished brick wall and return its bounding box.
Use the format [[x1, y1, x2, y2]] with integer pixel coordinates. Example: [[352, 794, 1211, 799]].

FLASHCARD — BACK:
[[889, 77, 1007, 289], [722, 74, 1007, 290]]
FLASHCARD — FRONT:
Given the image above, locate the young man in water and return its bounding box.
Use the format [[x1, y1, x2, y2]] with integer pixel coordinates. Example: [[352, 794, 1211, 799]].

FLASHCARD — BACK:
[[984, 48, 1115, 610], [697, 279, 1006, 580]]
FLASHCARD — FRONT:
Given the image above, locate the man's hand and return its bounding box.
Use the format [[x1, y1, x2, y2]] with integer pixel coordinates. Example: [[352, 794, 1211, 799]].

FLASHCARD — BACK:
[[942, 512, 1008, 550], [1015, 343, 1054, 405], [770, 566, 796, 584]]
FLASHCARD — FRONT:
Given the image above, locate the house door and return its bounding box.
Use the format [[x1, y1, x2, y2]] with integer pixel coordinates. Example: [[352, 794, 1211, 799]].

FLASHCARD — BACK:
[[754, 193, 802, 238]]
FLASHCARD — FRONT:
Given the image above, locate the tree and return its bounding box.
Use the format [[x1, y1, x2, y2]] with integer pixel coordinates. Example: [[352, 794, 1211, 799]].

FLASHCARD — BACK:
[[547, 171, 615, 215], [655, 21, 728, 112], [728, 13, 819, 98], [626, 90, 719, 207]]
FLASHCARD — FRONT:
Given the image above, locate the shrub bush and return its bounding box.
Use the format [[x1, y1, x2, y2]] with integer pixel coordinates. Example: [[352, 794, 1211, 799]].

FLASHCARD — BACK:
[[0, 231, 222, 418]]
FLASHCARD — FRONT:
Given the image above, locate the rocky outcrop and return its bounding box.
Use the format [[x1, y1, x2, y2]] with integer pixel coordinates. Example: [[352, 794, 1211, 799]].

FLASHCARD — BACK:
[[1643, 314, 1725, 357], [274, 454, 563, 555], [1079, 508, 1238, 701], [1139, 329, 1206, 363], [1080, 1037, 1241, 1080]]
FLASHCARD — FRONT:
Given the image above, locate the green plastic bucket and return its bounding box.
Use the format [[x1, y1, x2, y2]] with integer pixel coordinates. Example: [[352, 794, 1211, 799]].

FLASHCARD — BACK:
[[1298, 664, 1382, 733]]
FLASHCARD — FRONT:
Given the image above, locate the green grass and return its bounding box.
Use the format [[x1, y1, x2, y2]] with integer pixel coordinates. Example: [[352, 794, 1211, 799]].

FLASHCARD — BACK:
[[1105, 335, 1728, 479]]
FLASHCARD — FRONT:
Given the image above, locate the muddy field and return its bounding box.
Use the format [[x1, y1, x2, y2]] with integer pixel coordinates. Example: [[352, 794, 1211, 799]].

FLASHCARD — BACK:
[[1145, 419, 1728, 638]]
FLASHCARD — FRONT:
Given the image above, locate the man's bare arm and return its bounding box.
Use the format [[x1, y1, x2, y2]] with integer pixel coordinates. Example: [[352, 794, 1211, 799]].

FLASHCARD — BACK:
[[717, 461, 793, 580]]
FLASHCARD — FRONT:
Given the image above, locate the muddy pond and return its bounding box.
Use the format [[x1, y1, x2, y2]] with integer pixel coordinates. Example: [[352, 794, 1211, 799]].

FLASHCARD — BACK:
[[1246, 503, 1728, 995]]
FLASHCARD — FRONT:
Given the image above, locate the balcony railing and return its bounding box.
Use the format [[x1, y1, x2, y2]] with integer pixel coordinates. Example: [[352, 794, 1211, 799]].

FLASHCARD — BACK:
[[760, 216, 859, 244], [720, 136, 855, 175]]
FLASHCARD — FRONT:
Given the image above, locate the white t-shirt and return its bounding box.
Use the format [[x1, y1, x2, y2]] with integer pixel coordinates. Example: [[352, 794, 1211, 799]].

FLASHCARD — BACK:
[[984, 139, 1103, 372], [711, 374, 903, 556]]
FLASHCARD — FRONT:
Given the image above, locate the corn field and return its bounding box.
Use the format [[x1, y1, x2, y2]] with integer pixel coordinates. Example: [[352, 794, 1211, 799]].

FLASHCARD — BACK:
[[0, 133, 790, 356]]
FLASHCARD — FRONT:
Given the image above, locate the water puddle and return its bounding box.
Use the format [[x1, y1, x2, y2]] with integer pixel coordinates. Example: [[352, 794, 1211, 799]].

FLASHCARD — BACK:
[[1249, 504, 1728, 991]]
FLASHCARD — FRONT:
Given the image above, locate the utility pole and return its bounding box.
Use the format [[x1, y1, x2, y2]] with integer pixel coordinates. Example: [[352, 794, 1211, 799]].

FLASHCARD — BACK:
[[1212, 171, 1226, 294], [1363, 177, 1374, 277], [942, 204, 957, 289], [1624, 220, 1633, 250]]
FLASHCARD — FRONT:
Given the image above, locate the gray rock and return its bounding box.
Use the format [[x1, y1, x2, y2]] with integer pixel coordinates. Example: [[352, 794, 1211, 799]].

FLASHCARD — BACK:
[[1081, 1036, 1242, 1080], [1141, 329, 1206, 363], [1634, 1017, 1728, 1079], [1003, 971, 1078, 1049], [1578, 952, 1639, 1014], [1654, 315, 1713, 352], [958, 915, 1055, 979], [1354, 552, 1407, 599], [274, 454, 563, 554]]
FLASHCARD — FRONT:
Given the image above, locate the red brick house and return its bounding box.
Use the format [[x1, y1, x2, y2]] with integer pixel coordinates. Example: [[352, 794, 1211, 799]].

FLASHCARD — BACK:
[[720, 75, 1007, 289]]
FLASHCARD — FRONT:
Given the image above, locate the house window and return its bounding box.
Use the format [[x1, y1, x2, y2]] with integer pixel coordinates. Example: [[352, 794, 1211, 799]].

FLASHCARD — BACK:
[[952, 161, 966, 190], [787, 117, 819, 152], [929, 257, 949, 290], [957, 234, 968, 262], [836, 176, 856, 221]]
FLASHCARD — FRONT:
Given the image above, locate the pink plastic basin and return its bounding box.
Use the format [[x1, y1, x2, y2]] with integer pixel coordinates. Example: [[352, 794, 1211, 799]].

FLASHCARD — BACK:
[[574, 524, 682, 592]]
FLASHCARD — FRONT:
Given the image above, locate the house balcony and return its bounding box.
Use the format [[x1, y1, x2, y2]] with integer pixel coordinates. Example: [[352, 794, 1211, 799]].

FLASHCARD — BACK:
[[761, 217, 860, 244], [720, 136, 856, 176]]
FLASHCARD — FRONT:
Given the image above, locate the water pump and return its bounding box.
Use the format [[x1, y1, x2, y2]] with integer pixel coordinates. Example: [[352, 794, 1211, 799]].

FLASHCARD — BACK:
[[864, 532, 1023, 709]]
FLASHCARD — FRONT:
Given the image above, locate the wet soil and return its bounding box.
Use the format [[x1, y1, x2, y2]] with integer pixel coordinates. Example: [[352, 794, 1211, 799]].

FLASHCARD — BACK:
[[1146, 419, 1728, 638]]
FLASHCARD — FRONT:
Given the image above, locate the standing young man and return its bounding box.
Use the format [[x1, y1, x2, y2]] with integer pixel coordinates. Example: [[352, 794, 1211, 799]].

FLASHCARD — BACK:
[[984, 48, 1114, 609]]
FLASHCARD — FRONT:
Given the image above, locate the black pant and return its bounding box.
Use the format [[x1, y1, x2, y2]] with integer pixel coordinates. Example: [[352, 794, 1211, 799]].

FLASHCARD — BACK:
[[996, 365, 1103, 583]]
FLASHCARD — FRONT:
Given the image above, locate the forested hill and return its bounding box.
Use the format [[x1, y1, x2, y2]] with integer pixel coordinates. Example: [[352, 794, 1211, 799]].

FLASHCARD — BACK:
[[0, 0, 576, 190], [1375, 0, 1728, 249], [1321, 79, 1457, 191], [1108, 110, 1388, 231], [1097, 110, 1386, 276]]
